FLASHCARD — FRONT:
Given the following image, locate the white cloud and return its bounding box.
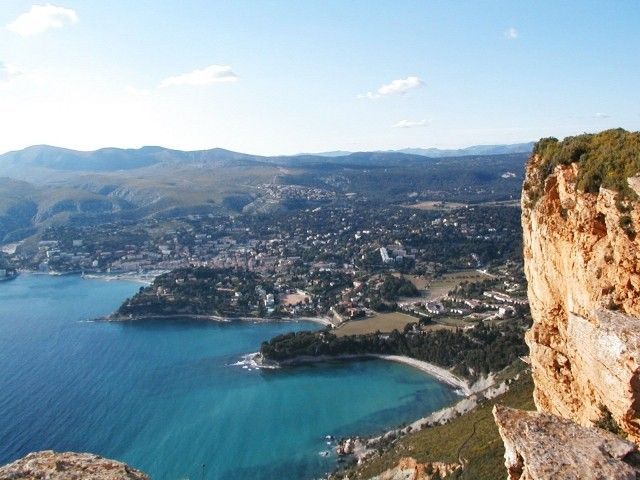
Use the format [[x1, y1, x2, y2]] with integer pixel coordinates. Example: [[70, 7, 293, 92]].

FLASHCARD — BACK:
[[504, 27, 519, 40], [359, 75, 423, 99], [7, 4, 78, 36], [593, 112, 611, 119], [392, 119, 428, 128], [160, 65, 239, 88], [0, 62, 23, 84]]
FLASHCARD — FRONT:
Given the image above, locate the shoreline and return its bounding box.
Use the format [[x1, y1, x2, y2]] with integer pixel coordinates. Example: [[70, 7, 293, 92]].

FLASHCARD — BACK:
[[15, 269, 162, 285], [258, 353, 471, 395], [371, 355, 471, 395], [106, 312, 334, 326]]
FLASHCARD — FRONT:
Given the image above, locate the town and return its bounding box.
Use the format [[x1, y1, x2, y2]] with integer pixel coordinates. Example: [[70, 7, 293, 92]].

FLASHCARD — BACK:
[[8, 201, 528, 333]]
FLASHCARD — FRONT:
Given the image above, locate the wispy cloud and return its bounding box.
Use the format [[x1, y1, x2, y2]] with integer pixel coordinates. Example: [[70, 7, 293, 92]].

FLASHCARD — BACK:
[[593, 112, 611, 119], [160, 65, 239, 88], [0, 62, 24, 84], [504, 27, 519, 40], [392, 119, 428, 129], [359, 75, 423, 99], [7, 4, 78, 36]]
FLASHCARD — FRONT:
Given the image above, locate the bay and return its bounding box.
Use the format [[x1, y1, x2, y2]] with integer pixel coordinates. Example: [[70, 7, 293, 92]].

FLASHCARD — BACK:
[[0, 274, 458, 479]]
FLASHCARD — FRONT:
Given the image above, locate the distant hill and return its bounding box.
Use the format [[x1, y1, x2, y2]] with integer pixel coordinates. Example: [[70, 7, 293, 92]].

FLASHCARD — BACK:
[[297, 142, 534, 159], [394, 142, 535, 158], [0, 145, 267, 173], [0, 143, 529, 243], [294, 151, 352, 157], [0, 143, 533, 174]]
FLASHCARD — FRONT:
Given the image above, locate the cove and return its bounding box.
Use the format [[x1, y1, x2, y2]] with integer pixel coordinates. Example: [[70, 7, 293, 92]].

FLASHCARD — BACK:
[[0, 274, 458, 479]]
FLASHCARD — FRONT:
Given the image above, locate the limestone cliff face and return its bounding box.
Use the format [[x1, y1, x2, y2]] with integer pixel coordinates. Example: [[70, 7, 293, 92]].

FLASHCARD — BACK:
[[0, 451, 149, 480], [522, 154, 640, 440]]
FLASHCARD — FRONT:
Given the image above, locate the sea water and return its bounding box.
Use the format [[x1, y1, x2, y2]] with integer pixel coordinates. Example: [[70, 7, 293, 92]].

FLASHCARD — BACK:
[[0, 274, 458, 479]]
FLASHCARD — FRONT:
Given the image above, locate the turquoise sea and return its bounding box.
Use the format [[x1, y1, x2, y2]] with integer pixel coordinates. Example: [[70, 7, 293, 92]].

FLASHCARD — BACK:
[[0, 274, 458, 479]]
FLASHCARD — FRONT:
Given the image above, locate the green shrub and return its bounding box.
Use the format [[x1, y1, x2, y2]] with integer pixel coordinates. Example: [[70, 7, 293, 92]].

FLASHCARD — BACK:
[[594, 403, 626, 437], [530, 129, 640, 207], [619, 215, 636, 238]]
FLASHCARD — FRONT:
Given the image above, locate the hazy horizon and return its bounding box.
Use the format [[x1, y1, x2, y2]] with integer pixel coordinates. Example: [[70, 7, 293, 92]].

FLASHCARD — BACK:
[[0, 139, 537, 157]]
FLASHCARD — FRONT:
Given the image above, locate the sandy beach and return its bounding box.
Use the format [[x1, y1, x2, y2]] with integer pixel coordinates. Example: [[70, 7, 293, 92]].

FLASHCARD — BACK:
[[370, 355, 471, 395], [260, 353, 472, 395]]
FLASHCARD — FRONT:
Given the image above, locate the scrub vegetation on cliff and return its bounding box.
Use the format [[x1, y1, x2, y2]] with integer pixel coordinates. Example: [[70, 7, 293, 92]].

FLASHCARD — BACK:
[[525, 129, 640, 206]]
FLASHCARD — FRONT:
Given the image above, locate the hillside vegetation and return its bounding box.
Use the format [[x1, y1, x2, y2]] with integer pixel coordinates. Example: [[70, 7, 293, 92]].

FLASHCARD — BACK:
[[527, 129, 640, 204]]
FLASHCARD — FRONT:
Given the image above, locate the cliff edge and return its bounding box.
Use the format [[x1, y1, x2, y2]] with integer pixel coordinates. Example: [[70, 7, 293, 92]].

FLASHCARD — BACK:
[[494, 129, 640, 478], [522, 130, 640, 440], [0, 451, 149, 480]]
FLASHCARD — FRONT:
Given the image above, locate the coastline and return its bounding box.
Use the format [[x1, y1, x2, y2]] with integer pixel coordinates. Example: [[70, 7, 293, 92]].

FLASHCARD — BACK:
[[106, 312, 334, 326], [370, 355, 471, 395], [258, 353, 471, 395], [14, 269, 161, 285]]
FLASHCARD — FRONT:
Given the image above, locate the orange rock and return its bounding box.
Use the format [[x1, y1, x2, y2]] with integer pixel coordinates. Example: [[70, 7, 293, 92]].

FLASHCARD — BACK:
[[522, 155, 640, 441]]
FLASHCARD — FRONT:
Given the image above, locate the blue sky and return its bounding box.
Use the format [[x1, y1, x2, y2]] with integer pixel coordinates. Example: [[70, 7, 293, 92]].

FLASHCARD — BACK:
[[0, 1, 639, 155]]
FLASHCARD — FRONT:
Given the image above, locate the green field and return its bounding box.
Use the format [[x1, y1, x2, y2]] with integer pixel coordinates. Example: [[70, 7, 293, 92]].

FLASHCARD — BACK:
[[425, 270, 491, 300], [334, 312, 419, 337], [403, 200, 468, 211]]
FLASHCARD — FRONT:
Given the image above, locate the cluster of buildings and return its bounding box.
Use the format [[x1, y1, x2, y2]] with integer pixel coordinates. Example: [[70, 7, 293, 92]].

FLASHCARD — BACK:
[[9, 202, 526, 324], [379, 245, 412, 264]]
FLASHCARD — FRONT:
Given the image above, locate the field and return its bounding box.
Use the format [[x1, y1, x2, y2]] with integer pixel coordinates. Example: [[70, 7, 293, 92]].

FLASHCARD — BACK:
[[425, 270, 491, 300], [395, 270, 490, 303], [334, 312, 419, 337], [338, 372, 535, 480], [281, 292, 310, 306], [432, 316, 479, 328], [396, 273, 430, 291], [404, 200, 468, 211]]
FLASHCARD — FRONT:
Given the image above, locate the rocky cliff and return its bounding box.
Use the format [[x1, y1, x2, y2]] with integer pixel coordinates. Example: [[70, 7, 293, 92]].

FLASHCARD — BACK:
[[494, 130, 640, 478], [0, 451, 149, 479], [522, 132, 640, 440]]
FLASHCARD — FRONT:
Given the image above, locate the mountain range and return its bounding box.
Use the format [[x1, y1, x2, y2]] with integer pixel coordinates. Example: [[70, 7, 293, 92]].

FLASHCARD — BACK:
[[0, 143, 530, 243], [295, 142, 534, 159]]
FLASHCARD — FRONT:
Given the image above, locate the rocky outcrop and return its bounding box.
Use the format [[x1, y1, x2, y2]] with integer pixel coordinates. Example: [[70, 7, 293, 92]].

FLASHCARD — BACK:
[[495, 132, 640, 478], [522, 156, 640, 440], [0, 451, 149, 480], [369, 457, 460, 480], [493, 406, 640, 480]]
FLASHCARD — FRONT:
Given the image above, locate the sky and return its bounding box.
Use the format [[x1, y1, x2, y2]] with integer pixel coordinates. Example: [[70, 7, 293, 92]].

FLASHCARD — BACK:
[[0, 0, 639, 156]]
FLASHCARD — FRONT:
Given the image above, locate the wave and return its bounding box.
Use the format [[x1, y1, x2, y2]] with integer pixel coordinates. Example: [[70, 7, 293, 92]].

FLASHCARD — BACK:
[[229, 352, 279, 370]]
